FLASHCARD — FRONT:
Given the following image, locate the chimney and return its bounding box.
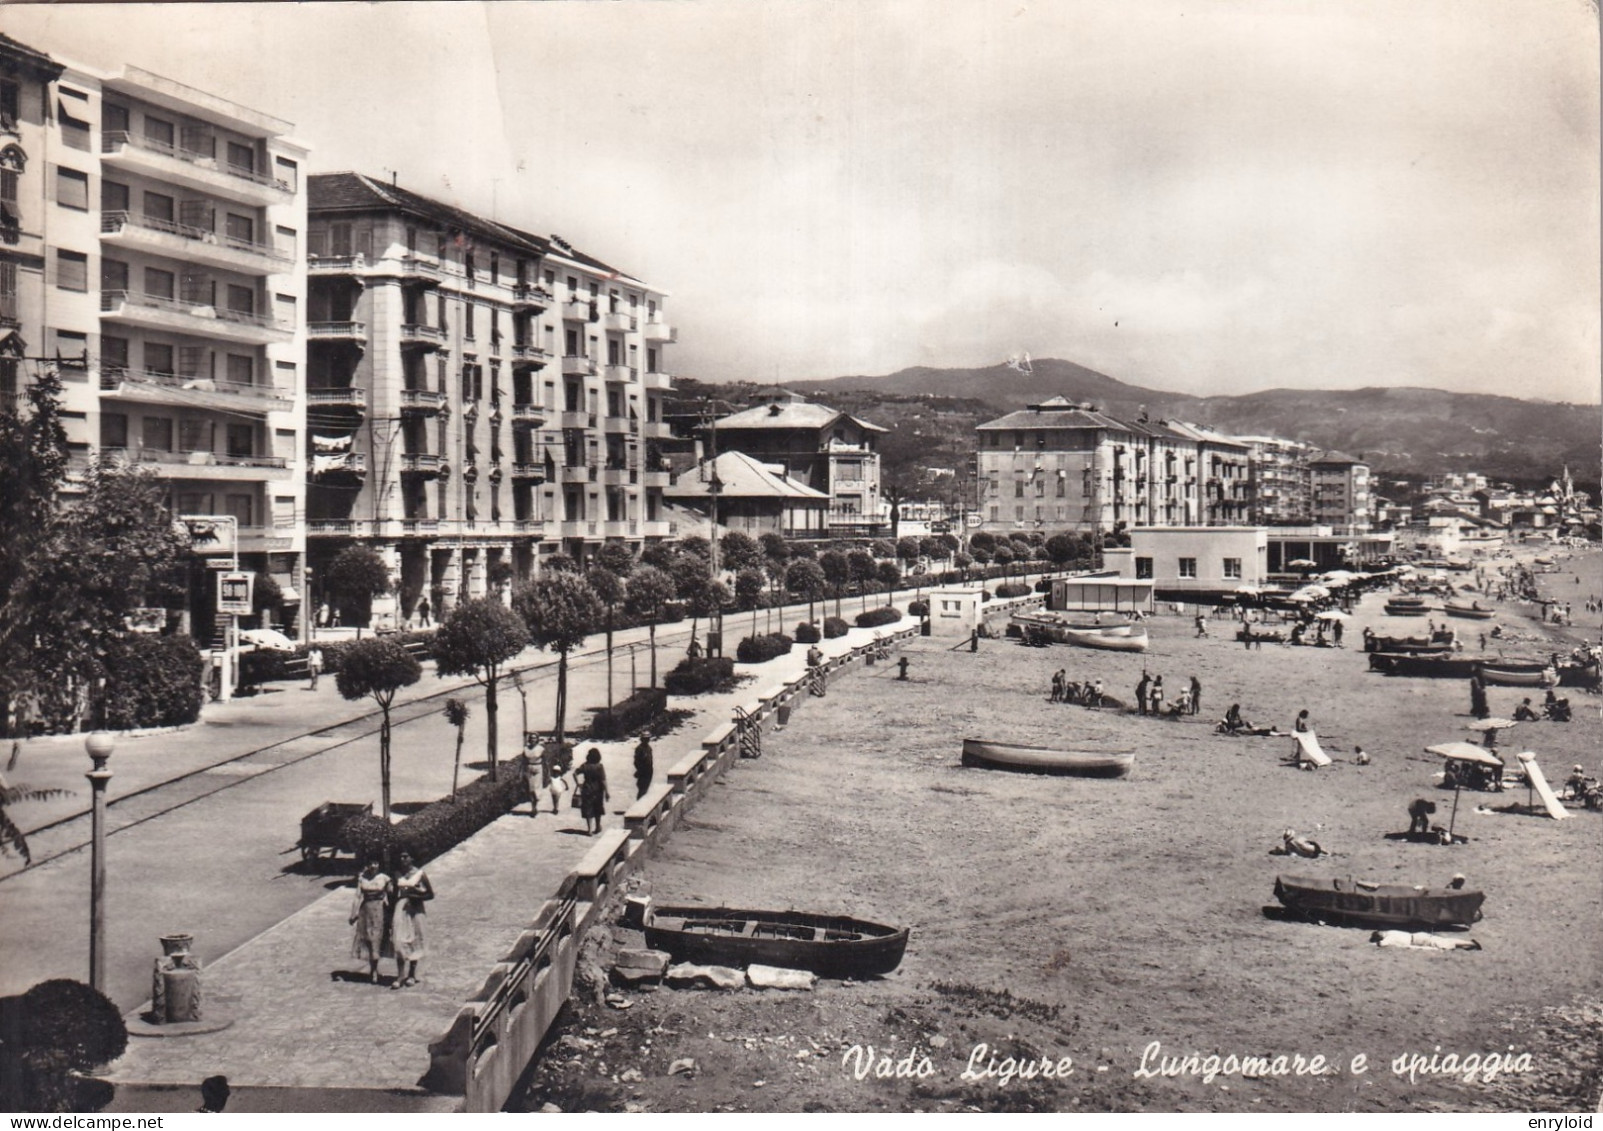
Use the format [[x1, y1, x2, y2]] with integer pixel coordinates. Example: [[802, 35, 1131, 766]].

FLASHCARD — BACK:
[[768, 403, 781, 416]]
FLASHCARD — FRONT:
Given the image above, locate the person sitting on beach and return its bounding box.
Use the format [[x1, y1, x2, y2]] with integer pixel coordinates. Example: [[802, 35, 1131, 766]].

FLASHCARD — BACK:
[[1513, 698, 1540, 722]]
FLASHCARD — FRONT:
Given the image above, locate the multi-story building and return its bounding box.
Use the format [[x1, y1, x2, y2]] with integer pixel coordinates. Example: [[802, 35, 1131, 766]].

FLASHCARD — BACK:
[[5, 38, 310, 636], [1240, 434, 1314, 526], [973, 397, 1136, 533], [1166, 420, 1252, 525], [705, 391, 885, 537], [1308, 449, 1371, 533], [305, 173, 673, 620]]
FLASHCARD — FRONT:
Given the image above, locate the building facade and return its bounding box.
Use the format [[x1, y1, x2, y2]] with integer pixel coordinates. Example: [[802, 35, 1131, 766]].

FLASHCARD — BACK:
[[1240, 435, 1314, 526], [1104, 526, 1269, 596], [305, 173, 673, 621], [1308, 450, 1371, 533], [664, 449, 828, 540], [705, 391, 885, 537], [5, 40, 310, 637]]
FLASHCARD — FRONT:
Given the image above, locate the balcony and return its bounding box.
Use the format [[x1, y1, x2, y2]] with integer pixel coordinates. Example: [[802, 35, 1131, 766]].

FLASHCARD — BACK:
[[104, 447, 292, 481], [400, 518, 441, 536], [310, 452, 366, 478], [101, 211, 293, 277], [601, 310, 637, 332], [101, 130, 292, 208], [561, 355, 597, 377], [237, 525, 296, 553], [510, 463, 546, 481], [101, 290, 293, 345], [307, 519, 376, 537], [510, 343, 551, 369], [602, 364, 637, 384], [512, 519, 543, 535], [397, 257, 442, 286], [400, 453, 443, 477], [642, 318, 676, 344], [641, 520, 675, 539], [307, 254, 367, 277], [642, 370, 672, 391], [640, 420, 671, 440], [603, 520, 638, 538], [601, 462, 638, 486], [306, 386, 367, 409], [561, 299, 595, 323], [559, 410, 596, 430], [400, 388, 447, 415], [100, 367, 291, 415], [642, 468, 670, 489], [558, 520, 601, 540], [400, 324, 445, 350], [307, 321, 367, 342], [512, 284, 552, 313], [602, 415, 634, 434], [510, 403, 546, 428], [558, 462, 596, 484]]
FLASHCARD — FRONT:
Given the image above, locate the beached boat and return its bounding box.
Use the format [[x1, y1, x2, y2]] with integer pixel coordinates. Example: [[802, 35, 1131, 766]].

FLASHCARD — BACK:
[[1272, 875, 1484, 928], [1365, 634, 1455, 654], [961, 737, 1135, 777], [641, 906, 909, 977], [1384, 602, 1433, 617], [1368, 652, 1549, 680], [1480, 663, 1556, 688], [1061, 625, 1149, 652], [1010, 611, 1137, 640], [1444, 601, 1496, 620]]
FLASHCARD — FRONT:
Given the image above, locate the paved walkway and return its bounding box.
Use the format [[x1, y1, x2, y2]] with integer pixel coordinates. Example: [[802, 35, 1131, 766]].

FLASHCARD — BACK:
[[101, 624, 885, 1096]]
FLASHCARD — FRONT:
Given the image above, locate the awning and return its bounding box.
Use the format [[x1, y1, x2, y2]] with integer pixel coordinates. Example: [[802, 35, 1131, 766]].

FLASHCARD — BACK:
[[279, 587, 301, 604]]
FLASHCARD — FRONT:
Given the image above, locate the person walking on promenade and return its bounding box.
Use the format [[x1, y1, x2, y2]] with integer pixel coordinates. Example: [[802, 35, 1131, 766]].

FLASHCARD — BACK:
[[1189, 674, 1202, 716], [634, 735, 654, 799], [306, 645, 324, 692], [525, 737, 546, 817], [575, 748, 610, 835], [1135, 671, 1151, 715], [390, 851, 433, 989], [348, 859, 391, 984], [543, 740, 569, 815]]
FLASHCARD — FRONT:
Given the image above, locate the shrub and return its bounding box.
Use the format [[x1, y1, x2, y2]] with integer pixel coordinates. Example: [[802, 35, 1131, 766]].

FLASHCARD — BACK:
[[339, 755, 528, 866], [1034, 579, 1054, 593], [995, 583, 1032, 598], [981, 590, 994, 601], [590, 687, 669, 741], [908, 600, 928, 617], [659, 601, 686, 624], [823, 616, 850, 639], [664, 656, 736, 696], [855, 606, 902, 628], [0, 979, 127, 1112], [794, 621, 821, 644], [101, 634, 205, 730], [736, 633, 793, 663]]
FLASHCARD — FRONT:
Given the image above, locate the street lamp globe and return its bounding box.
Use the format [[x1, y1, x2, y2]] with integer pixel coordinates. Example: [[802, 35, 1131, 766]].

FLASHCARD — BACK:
[[85, 729, 115, 764]]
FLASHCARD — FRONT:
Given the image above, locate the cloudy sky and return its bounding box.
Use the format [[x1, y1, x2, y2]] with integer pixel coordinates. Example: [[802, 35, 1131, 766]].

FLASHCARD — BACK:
[[11, 1, 1599, 402]]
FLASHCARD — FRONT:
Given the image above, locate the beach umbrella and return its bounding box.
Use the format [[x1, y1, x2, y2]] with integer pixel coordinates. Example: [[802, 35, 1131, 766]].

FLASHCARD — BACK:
[[1426, 741, 1507, 837], [1287, 558, 1317, 569]]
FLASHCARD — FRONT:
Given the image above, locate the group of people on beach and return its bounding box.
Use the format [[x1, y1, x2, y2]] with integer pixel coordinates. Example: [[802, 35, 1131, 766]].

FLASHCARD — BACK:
[[1134, 671, 1202, 718], [1049, 669, 1106, 707]]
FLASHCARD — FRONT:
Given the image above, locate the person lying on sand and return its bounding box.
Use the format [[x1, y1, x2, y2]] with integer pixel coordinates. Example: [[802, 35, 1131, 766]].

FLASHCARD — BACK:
[[1370, 930, 1481, 952]]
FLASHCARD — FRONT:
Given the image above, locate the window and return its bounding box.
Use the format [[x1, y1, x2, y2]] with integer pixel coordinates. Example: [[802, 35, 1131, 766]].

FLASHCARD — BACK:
[[100, 413, 128, 449], [53, 330, 88, 369], [224, 494, 253, 526], [463, 300, 475, 339], [57, 99, 90, 151], [329, 222, 351, 256], [566, 274, 578, 295], [143, 191, 175, 223], [436, 293, 448, 332], [274, 225, 296, 257], [1135, 556, 1154, 579], [274, 157, 297, 191], [0, 81, 17, 127], [144, 116, 175, 150], [144, 267, 175, 299], [226, 424, 253, 458], [1015, 506, 1025, 521], [226, 141, 255, 175], [180, 418, 214, 454], [1223, 557, 1242, 579], [488, 253, 498, 283], [144, 342, 174, 375], [142, 416, 174, 451], [101, 258, 129, 293], [225, 213, 254, 244], [227, 355, 253, 386], [55, 249, 87, 292], [226, 285, 254, 314], [55, 167, 88, 210], [103, 103, 129, 136], [101, 180, 129, 214], [543, 269, 555, 287], [1178, 557, 1198, 578], [1014, 480, 1025, 498], [101, 335, 129, 371], [1056, 476, 1066, 497]]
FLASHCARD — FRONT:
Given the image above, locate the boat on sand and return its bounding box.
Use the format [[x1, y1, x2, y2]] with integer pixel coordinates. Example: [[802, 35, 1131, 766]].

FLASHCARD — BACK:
[[642, 906, 909, 977], [962, 737, 1134, 777], [1271, 875, 1484, 928]]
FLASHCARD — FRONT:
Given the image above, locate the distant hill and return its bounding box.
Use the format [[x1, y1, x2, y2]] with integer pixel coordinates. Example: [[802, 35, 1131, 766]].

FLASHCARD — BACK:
[[779, 360, 1599, 486]]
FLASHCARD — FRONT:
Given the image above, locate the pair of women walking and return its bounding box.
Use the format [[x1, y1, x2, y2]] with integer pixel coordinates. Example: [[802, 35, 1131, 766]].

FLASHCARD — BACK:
[[349, 852, 434, 988]]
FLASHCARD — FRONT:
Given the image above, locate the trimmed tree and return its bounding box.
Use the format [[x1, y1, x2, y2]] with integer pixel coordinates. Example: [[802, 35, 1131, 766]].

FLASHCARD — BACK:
[[734, 568, 766, 637], [335, 637, 422, 821], [324, 545, 392, 628], [432, 597, 530, 783], [671, 553, 714, 651], [848, 549, 877, 612], [876, 559, 902, 595], [444, 698, 469, 802], [786, 558, 826, 623], [819, 549, 849, 618], [585, 563, 626, 709], [720, 531, 763, 575], [514, 572, 602, 751], [624, 565, 675, 688]]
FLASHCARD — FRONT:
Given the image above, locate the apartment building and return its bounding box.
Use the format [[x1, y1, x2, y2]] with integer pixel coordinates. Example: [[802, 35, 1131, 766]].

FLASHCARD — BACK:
[[305, 173, 673, 621], [1165, 420, 1252, 525], [1239, 434, 1314, 526], [704, 390, 886, 537], [5, 37, 310, 634], [973, 397, 1136, 533], [1308, 449, 1371, 533]]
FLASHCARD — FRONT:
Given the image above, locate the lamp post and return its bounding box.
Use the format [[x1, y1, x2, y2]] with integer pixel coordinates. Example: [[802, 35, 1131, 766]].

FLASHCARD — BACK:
[[84, 729, 114, 993], [708, 466, 724, 657]]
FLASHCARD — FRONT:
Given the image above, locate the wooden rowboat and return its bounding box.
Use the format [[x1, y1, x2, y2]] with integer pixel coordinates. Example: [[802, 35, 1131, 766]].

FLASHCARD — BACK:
[[1011, 612, 1137, 639], [1061, 625, 1149, 652], [962, 737, 1134, 777], [1480, 663, 1555, 688], [1369, 652, 1548, 680], [642, 906, 909, 978], [1444, 601, 1496, 620], [1384, 602, 1433, 617], [1272, 875, 1484, 928]]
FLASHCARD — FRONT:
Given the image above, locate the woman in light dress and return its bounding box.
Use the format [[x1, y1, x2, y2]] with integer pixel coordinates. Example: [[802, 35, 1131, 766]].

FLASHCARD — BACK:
[[390, 851, 434, 988], [348, 859, 390, 983]]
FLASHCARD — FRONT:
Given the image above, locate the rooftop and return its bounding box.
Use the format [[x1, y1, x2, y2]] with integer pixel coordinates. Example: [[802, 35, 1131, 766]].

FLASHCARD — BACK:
[[712, 399, 887, 434], [665, 450, 830, 501], [309, 173, 548, 257]]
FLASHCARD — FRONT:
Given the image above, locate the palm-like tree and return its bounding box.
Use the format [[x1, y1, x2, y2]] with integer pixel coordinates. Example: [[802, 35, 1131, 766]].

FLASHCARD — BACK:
[[0, 742, 70, 864], [444, 698, 469, 802]]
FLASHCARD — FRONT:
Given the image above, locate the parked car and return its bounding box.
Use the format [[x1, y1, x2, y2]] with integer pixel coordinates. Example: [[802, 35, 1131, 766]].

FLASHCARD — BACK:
[[239, 628, 297, 652]]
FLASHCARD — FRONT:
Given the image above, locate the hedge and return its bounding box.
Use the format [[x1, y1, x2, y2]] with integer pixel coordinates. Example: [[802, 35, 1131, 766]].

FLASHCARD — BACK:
[[659, 602, 686, 624], [995, 583, 1032, 598], [794, 622, 822, 644], [664, 656, 736, 696], [101, 634, 206, 730], [908, 600, 928, 617], [339, 755, 529, 867], [590, 687, 668, 741], [736, 633, 793, 664], [823, 616, 850, 639], [238, 629, 438, 686], [855, 606, 903, 628]]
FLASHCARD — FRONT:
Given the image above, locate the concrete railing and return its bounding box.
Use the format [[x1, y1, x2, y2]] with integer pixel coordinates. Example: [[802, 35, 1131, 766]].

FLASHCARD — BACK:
[[436, 619, 920, 1111]]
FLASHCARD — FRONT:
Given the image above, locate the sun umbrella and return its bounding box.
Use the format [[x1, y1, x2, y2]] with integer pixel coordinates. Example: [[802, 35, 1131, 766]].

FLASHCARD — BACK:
[[1427, 741, 1507, 837], [1287, 558, 1317, 569], [1466, 718, 1517, 748]]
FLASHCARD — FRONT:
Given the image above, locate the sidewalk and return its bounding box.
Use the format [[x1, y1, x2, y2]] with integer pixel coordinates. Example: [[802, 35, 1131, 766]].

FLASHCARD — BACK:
[[101, 625, 884, 1102]]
